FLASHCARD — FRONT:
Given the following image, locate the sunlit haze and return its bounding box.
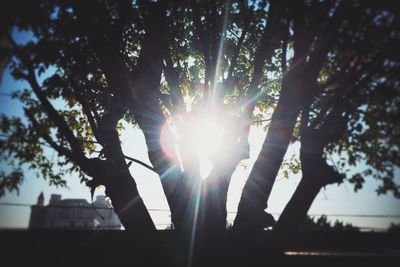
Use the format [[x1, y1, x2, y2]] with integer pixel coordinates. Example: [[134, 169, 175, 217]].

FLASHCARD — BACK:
[[1, 16, 399, 233], [161, 112, 228, 179]]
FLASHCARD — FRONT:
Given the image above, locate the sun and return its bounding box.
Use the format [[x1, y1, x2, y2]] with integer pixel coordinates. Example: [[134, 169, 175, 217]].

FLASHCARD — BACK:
[[186, 116, 225, 178], [189, 117, 224, 156], [160, 112, 227, 179]]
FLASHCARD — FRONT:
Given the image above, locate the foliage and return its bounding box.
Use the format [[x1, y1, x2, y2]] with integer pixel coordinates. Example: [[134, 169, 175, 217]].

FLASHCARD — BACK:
[[387, 223, 400, 234], [0, 0, 397, 198], [0, 0, 399, 263], [301, 215, 359, 233]]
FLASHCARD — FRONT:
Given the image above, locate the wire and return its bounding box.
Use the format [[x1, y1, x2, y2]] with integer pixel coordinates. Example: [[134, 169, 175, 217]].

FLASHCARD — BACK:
[[1, 202, 400, 218]]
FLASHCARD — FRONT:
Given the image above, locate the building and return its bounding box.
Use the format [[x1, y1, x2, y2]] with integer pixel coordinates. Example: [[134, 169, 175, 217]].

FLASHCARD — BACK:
[[29, 193, 121, 230]]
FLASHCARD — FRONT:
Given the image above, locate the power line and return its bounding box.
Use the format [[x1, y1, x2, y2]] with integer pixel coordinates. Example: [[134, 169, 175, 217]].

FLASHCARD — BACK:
[[298, 213, 400, 218], [0, 202, 170, 211], [0, 202, 115, 210], [1, 202, 400, 218]]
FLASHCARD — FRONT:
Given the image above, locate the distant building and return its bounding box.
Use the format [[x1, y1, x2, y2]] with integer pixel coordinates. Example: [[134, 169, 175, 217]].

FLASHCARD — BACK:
[[29, 193, 121, 230]]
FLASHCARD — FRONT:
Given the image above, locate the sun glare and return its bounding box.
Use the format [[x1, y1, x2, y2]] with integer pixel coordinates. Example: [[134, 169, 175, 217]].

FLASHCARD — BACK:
[[160, 113, 227, 179], [188, 117, 225, 179], [190, 119, 224, 157]]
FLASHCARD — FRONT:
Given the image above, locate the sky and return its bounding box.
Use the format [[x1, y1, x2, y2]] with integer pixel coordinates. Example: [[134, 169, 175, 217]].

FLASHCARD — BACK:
[[0, 30, 399, 231]]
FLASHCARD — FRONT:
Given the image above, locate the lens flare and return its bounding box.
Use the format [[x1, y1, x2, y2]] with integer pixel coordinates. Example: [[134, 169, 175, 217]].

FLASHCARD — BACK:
[[160, 112, 227, 179]]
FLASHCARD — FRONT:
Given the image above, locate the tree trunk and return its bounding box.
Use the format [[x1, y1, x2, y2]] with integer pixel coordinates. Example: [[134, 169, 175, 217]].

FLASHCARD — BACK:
[[268, 178, 322, 253], [266, 117, 345, 254], [234, 80, 302, 233], [104, 171, 156, 235], [195, 173, 231, 266], [102, 169, 166, 266]]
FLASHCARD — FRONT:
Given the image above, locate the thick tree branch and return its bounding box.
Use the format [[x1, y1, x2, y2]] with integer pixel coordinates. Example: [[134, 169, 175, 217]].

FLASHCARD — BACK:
[[224, 0, 250, 93], [24, 108, 75, 161], [126, 3, 197, 234], [163, 49, 186, 113], [246, 1, 277, 99], [305, 3, 345, 82], [190, 0, 210, 63], [269, 106, 346, 253], [237, 1, 279, 159], [26, 73, 85, 159], [6, 33, 85, 161], [234, 0, 329, 231]]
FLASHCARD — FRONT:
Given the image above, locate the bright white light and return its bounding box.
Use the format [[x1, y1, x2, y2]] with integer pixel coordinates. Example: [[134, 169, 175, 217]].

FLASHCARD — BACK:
[[190, 119, 224, 157], [160, 112, 229, 179], [187, 116, 225, 179]]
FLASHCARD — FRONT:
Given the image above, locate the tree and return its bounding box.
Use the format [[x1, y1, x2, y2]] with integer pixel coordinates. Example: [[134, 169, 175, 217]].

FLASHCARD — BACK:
[[301, 215, 359, 233], [0, 0, 399, 266]]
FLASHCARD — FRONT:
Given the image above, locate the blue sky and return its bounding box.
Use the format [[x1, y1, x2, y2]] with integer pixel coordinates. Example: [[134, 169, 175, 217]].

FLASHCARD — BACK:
[[0, 30, 399, 231]]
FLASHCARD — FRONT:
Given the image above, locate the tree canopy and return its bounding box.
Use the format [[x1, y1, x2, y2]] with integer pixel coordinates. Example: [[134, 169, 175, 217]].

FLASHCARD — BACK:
[[0, 0, 399, 265]]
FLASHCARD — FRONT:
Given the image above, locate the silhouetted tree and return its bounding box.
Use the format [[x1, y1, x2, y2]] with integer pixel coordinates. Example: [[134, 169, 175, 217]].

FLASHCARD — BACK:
[[301, 215, 359, 233], [0, 0, 399, 266], [387, 223, 400, 234]]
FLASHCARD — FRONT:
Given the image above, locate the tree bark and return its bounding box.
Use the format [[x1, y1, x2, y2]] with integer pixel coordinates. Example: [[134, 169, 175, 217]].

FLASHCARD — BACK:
[[266, 106, 346, 253], [233, 0, 336, 232], [104, 170, 157, 236], [268, 178, 322, 253], [98, 167, 165, 266], [234, 75, 302, 233]]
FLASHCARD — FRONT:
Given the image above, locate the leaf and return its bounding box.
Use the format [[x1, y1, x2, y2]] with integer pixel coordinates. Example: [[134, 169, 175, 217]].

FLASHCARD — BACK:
[[283, 170, 289, 179]]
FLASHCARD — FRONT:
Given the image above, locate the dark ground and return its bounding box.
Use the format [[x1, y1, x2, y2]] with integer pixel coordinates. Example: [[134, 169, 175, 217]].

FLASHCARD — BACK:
[[0, 230, 399, 267]]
